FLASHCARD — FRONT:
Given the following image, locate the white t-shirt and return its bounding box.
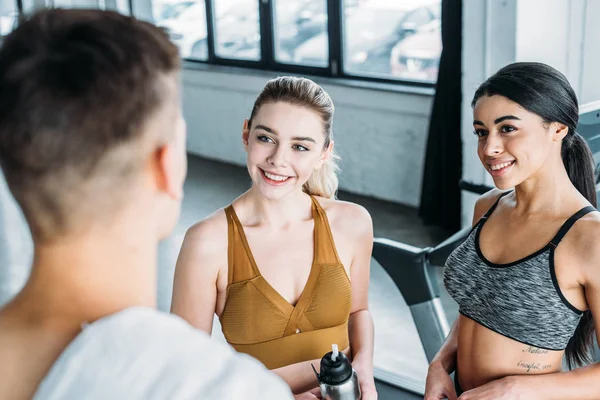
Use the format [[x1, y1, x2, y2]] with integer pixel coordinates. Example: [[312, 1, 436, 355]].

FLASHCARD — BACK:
[[34, 307, 294, 399]]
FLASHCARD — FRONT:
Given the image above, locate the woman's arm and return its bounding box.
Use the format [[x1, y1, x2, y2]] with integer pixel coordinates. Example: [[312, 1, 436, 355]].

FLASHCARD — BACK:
[[501, 364, 600, 400], [346, 205, 376, 399], [274, 358, 323, 394], [424, 319, 460, 400], [170, 213, 227, 333], [429, 318, 460, 373]]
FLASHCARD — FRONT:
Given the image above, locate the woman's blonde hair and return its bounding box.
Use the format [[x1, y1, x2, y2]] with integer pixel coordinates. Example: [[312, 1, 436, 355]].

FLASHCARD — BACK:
[[248, 76, 340, 199]]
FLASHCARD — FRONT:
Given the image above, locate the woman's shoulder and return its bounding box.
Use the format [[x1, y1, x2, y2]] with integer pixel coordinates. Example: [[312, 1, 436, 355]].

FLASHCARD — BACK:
[[563, 206, 600, 255], [312, 196, 372, 237], [556, 206, 600, 285], [183, 208, 229, 256], [472, 188, 511, 224], [173, 208, 230, 287]]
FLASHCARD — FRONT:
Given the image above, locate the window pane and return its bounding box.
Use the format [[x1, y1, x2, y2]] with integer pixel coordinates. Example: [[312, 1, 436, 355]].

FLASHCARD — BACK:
[[0, 0, 17, 40], [273, 0, 328, 67], [53, 0, 101, 8], [213, 0, 260, 61], [101, 0, 130, 14], [154, 0, 208, 60], [22, 0, 123, 9], [131, 0, 155, 23], [51, 0, 130, 12], [343, 0, 441, 82]]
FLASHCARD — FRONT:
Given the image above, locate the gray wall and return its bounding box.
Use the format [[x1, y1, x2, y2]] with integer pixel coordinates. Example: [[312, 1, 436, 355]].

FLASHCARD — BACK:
[[182, 69, 434, 207], [516, 0, 600, 105]]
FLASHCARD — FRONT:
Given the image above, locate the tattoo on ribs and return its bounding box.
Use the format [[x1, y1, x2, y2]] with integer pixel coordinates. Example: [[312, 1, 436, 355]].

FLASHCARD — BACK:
[[517, 361, 552, 372], [522, 346, 549, 355]]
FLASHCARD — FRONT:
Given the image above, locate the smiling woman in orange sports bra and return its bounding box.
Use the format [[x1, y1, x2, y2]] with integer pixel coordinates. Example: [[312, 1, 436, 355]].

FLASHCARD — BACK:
[[170, 77, 376, 399]]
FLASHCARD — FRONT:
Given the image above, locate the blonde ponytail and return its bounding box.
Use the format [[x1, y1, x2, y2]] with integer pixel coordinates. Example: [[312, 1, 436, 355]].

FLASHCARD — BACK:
[[303, 147, 340, 199], [248, 76, 340, 199]]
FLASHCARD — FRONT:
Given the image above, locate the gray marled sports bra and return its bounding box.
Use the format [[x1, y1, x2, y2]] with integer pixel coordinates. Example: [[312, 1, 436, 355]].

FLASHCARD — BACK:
[[444, 192, 595, 350]]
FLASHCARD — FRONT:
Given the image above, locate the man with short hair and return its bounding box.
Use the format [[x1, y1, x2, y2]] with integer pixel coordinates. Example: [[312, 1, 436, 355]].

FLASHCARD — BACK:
[[0, 9, 293, 399]]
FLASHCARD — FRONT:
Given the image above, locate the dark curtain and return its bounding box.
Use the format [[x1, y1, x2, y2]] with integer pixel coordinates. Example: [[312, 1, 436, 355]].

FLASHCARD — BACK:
[[418, 0, 462, 232]]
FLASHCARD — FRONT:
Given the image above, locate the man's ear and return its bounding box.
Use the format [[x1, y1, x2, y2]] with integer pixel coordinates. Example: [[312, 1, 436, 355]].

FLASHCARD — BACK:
[[153, 143, 182, 200]]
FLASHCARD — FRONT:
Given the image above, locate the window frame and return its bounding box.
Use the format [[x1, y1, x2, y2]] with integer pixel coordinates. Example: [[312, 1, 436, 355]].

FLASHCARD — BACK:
[[196, 0, 439, 89], [5, 0, 442, 89]]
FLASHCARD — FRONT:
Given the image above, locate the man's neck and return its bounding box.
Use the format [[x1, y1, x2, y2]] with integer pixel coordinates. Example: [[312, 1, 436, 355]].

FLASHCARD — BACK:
[[0, 223, 160, 400], [9, 228, 158, 327]]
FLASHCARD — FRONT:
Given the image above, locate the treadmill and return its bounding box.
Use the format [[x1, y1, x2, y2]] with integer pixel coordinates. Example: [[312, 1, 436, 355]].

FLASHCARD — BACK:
[[372, 101, 600, 398], [371, 228, 468, 399]]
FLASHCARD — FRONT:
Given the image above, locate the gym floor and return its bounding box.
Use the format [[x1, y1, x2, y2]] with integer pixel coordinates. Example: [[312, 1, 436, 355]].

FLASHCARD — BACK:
[[157, 155, 457, 397]]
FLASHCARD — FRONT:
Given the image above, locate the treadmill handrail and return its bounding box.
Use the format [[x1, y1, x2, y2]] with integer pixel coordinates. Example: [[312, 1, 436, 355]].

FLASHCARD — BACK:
[[372, 238, 434, 305], [428, 226, 471, 266], [371, 236, 454, 365]]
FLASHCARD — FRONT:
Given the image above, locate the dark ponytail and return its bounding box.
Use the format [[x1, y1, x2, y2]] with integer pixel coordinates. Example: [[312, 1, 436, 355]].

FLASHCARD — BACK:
[[562, 133, 597, 207], [562, 132, 596, 369], [472, 62, 597, 369]]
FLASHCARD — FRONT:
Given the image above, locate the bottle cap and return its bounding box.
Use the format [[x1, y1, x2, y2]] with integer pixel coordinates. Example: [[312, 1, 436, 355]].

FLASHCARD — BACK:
[[319, 344, 353, 385]]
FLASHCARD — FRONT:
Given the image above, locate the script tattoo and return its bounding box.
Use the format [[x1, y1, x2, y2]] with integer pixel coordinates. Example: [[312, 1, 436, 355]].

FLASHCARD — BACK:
[[517, 361, 552, 373], [522, 346, 549, 355]]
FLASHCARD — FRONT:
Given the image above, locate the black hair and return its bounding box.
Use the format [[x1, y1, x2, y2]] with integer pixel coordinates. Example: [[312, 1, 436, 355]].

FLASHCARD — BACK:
[[0, 9, 180, 239]]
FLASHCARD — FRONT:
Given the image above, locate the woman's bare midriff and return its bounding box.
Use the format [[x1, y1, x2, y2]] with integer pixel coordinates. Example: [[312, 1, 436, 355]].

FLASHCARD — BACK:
[[456, 315, 564, 390]]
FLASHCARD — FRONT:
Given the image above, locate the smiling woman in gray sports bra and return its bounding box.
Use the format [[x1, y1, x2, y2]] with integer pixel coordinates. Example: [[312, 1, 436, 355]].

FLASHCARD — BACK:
[[424, 62, 600, 400]]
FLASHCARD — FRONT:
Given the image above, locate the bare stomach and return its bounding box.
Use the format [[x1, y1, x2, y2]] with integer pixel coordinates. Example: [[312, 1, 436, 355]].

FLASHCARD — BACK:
[[456, 315, 564, 390]]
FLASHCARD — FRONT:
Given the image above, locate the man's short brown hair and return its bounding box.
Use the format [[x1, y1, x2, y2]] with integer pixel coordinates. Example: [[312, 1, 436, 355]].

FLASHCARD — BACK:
[[0, 9, 180, 240]]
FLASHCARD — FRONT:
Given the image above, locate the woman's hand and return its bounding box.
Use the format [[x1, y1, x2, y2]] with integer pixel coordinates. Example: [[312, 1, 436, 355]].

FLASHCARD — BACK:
[[294, 387, 321, 399], [458, 376, 536, 400], [424, 362, 457, 400], [358, 376, 378, 400], [353, 363, 378, 400]]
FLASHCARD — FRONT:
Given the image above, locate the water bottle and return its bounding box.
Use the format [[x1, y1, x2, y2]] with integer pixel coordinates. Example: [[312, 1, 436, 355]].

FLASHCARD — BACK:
[[311, 344, 361, 400]]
